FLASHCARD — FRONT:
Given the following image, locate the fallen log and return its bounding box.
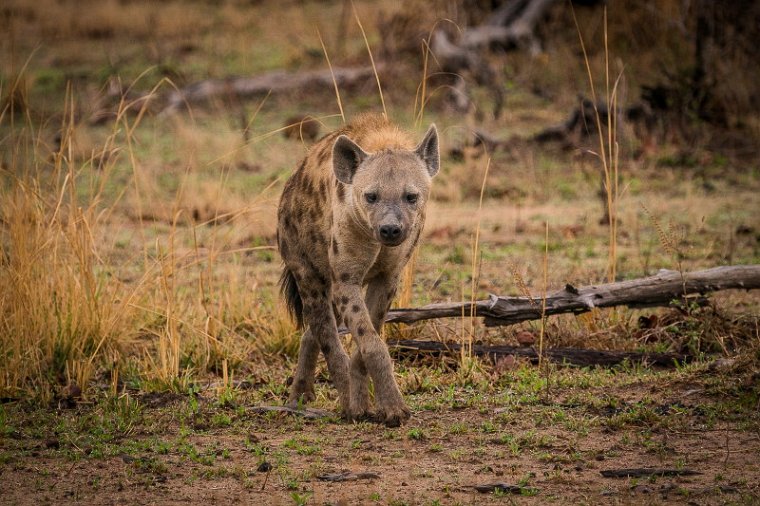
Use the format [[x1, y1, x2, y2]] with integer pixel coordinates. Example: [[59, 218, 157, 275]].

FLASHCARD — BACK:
[[473, 482, 539, 495], [161, 66, 379, 114], [462, 0, 560, 53], [386, 266, 760, 327], [389, 340, 690, 367], [317, 471, 381, 482]]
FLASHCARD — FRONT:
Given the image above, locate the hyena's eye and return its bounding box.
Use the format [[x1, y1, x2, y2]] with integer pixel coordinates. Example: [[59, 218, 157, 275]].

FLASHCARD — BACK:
[[364, 192, 378, 204], [405, 193, 419, 204]]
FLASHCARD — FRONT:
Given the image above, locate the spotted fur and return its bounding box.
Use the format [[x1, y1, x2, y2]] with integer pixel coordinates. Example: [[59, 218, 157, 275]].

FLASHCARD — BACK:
[[277, 113, 439, 426]]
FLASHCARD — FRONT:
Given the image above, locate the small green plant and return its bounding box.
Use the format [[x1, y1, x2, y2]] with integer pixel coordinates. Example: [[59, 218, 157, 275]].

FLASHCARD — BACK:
[[448, 422, 469, 435], [290, 491, 311, 506], [284, 437, 321, 456], [211, 412, 232, 428], [407, 427, 425, 440]]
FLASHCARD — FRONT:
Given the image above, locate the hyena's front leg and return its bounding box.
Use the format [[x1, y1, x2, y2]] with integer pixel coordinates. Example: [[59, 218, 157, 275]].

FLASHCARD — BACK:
[[348, 276, 399, 420], [334, 282, 410, 427], [348, 349, 371, 420]]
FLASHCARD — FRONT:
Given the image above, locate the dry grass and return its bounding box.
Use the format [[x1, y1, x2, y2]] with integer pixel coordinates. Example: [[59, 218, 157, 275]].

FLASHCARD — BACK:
[[0, 86, 300, 399]]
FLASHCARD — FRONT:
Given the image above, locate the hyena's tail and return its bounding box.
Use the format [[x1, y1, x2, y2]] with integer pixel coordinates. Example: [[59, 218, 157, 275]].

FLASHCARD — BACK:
[[279, 268, 304, 329]]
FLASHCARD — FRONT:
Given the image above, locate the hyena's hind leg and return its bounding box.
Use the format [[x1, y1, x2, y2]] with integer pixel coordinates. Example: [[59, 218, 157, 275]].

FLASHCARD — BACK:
[[298, 286, 352, 413], [348, 276, 400, 421], [281, 267, 320, 407], [287, 328, 319, 407]]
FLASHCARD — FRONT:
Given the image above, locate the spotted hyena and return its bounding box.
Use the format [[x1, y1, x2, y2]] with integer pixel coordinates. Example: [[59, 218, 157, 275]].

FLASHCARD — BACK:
[[277, 113, 439, 427]]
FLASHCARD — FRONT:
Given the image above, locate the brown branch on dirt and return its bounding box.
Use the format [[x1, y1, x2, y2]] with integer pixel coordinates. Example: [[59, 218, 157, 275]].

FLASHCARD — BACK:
[[463, 0, 560, 54], [386, 265, 760, 327], [601, 468, 702, 478], [317, 471, 381, 482], [249, 405, 333, 419], [448, 97, 616, 158], [160, 66, 379, 114], [473, 482, 539, 495], [532, 96, 613, 146], [389, 340, 690, 368], [428, 0, 560, 76]]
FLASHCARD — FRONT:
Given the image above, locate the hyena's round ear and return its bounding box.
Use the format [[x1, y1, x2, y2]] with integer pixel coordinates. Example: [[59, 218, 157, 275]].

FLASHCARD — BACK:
[[415, 124, 440, 177], [333, 135, 368, 184]]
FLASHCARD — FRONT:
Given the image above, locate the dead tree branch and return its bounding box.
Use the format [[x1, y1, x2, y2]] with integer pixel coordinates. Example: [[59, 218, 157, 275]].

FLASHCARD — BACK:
[[386, 265, 760, 327], [462, 0, 560, 53], [389, 340, 691, 367], [161, 66, 379, 114]]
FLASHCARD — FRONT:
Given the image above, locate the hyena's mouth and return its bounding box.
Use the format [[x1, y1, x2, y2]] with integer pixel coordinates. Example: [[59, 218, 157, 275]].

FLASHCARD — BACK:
[[379, 236, 406, 247]]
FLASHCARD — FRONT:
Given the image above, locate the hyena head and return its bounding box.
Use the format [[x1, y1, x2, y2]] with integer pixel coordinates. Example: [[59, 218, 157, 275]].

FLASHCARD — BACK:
[[333, 125, 439, 247]]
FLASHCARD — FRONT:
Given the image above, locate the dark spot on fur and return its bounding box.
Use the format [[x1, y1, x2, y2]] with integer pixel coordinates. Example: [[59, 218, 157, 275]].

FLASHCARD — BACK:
[[340, 272, 350, 282], [340, 295, 349, 305], [320, 342, 331, 355], [332, 241, 339, 255], [351, 304, 360, 313], [357, 326, 366, 337]]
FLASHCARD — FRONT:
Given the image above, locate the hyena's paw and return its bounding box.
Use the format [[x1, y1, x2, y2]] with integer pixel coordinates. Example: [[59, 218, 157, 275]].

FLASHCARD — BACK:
[[345, 406, 375, 423], [286, 383, 316, 408], [345, 395, 374, 422], [374, 401, 411, 428]]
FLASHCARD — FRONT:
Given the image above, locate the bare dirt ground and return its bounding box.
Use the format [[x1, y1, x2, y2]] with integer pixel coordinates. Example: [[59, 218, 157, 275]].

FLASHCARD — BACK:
[[2, 358, 759, 505]]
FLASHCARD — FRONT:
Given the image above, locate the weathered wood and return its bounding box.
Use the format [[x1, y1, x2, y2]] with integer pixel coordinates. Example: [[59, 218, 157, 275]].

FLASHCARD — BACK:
[[317, 471, 381, 482], [161, 66, 379, 114], [461, 0, 560, 53], [473, 482, 539, 495], [389, 340, 691, 367], [385, 265, 760, 327]]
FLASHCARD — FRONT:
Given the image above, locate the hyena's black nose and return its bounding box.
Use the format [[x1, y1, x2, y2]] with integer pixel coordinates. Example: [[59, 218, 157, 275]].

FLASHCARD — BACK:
[[379, 224, 402, 241]]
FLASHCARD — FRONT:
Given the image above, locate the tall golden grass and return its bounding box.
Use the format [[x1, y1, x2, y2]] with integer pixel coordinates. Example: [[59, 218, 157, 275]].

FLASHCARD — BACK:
[[0, 82, 299, 400], [572, 5, 621, 283]]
